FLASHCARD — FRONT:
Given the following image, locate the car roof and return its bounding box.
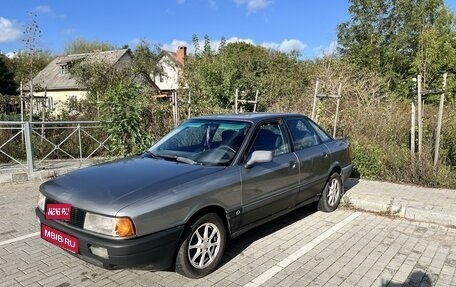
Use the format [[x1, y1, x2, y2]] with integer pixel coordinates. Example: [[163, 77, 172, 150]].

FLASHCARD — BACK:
[[191, 112, 307, 124]]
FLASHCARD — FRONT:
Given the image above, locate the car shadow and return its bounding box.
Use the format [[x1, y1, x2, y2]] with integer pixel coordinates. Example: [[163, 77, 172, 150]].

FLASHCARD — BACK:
[[381, 271, 432, 286], [219, 203, 318, 267], [344, 177, 360, 192]]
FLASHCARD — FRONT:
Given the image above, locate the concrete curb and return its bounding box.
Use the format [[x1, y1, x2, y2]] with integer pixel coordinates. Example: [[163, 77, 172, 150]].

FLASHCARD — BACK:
[[342, 195, 456, 228], [0, 168, 78, 184]]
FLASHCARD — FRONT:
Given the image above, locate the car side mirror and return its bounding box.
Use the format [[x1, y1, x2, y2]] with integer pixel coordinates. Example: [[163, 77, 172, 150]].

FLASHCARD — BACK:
[[245, 151, 273, 168]]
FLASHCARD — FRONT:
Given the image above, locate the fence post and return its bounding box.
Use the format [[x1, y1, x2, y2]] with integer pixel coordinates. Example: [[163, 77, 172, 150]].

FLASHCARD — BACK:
[[78, 124, 82, 159], [417, 75, 422, 162], [311, 80, 320, 121], [434, 72, 447, 169], [24, 121, 34, 172]]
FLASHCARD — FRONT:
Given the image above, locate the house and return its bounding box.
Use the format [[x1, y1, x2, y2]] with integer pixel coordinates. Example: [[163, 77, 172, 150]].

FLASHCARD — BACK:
[[154, 46, 187, 95], [24, 49, 159, 115]]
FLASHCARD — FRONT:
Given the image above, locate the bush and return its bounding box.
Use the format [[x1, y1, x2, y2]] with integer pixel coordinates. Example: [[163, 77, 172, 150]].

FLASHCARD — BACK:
[[351, 143, 382, 179]]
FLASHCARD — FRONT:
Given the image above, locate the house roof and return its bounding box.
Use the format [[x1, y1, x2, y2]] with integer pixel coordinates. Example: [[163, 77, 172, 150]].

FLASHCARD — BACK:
[[25, 49, 131, 91], [161, 50, 183, 69]]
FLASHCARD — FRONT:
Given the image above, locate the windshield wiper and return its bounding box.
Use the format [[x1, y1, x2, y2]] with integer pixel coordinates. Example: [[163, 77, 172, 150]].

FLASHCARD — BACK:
[[176, 156, 202, 165], [145, 151, 201, 165], [143, 150, 159, 159]]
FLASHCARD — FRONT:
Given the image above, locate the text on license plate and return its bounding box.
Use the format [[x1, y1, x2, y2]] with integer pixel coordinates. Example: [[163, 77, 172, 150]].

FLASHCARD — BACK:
[[41, 224, 79, 254]]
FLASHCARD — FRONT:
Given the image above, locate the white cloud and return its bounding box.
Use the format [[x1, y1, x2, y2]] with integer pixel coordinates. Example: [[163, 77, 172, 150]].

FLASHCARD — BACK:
[[277, 39, 307, 53], [234, 0, 272, 13], [0, 17, 21, 43], [162, 39, 191, 53], [224, 36, 255, 44], [161, 37, 307, 55], [313, 41, 338, 57], [261, 39, 307, 53]]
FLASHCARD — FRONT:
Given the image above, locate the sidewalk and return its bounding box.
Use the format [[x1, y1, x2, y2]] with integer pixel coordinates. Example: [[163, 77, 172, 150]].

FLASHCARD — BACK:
[[1, 160, 455, 227], [343, 178, 456, 227], [0, 159, 100, 184]]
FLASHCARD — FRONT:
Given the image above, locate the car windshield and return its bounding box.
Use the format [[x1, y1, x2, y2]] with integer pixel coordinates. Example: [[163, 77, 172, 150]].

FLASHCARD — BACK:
[[149, 119, 251, 166]]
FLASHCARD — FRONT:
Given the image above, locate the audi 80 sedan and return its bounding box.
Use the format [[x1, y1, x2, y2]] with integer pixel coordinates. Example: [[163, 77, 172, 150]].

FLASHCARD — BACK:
[[36, 113, 353, 278]]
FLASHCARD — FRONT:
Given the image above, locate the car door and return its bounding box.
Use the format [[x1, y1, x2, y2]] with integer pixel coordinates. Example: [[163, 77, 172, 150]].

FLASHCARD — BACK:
[[284, 117, 330, 204], [240, 120, 300, 227]]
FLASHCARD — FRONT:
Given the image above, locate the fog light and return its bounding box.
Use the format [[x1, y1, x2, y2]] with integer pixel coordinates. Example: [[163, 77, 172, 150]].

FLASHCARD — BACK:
[[89, 246, 108, 259]]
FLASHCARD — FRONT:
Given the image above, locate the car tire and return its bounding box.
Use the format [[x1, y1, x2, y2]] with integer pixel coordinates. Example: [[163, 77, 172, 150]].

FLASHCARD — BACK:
[[318, 172, 343, 212], [175, 213, 226, 278]]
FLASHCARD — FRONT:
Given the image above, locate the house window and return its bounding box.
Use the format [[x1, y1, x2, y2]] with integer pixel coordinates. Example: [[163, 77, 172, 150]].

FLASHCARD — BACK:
[[59, 61, 74, 74], [60, 64, 69, 74]]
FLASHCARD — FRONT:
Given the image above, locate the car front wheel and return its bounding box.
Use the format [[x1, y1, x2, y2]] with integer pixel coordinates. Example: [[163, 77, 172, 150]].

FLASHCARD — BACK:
[[318, 172, 343, 212], [175, 213, 226, 278]]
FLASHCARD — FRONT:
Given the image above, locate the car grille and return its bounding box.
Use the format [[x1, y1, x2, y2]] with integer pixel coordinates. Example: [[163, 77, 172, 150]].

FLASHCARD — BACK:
[[45, 198, 86, 228]]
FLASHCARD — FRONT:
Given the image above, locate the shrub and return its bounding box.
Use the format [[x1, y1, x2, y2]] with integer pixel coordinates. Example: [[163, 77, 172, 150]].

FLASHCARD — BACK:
[[351, 143, 382, 179]]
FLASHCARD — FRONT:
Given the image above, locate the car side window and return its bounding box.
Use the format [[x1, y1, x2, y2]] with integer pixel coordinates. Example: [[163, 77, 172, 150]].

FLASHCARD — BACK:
[[285, 118, 319, 150], [308, 120, 332, 143], [247, 122, 289, 159]]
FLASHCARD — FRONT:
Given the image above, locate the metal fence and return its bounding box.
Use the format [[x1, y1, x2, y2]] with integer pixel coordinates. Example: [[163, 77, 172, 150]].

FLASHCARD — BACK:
[[0, 121, 111, 172]]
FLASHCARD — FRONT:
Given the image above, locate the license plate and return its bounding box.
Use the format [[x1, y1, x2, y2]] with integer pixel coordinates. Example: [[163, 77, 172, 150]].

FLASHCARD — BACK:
[[46, 203, 71, 220], [41, 224, 79, 254]]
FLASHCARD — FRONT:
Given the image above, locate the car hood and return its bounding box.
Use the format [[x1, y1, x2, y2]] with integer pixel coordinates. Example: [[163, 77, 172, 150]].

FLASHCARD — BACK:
[[40, 156, 225, 216]]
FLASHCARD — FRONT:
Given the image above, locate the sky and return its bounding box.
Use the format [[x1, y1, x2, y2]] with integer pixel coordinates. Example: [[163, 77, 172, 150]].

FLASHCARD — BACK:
[[1, 0, 455, 59]]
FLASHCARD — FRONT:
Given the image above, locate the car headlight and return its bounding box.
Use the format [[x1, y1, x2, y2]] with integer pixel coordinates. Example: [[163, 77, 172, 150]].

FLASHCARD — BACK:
[[37, 192, 46, 212], [83, 212, 135, 237]]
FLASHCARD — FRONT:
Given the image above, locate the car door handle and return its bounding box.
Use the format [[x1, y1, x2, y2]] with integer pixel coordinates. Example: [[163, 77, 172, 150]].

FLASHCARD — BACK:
[[321, 152, 328, 158], [289, 161, 297, 168]]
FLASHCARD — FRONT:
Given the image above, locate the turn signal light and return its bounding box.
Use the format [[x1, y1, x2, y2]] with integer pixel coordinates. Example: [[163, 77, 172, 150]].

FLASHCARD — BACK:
[[115, 218, 136, 237]]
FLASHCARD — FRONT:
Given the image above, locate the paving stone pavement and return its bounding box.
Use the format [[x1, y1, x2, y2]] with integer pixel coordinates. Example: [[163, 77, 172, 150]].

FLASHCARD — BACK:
[[0, 180, 456, 286]]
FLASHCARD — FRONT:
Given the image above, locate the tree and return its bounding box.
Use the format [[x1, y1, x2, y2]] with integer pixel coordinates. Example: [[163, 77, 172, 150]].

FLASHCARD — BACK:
[[11, 50, 53, 86], [131, 40, 162, 76], [64, 38, 116, 54], [182, 35, 310, 114], [100, 83, 151, 156], [0, 55, 18, 95], [22, 12, 43, 121], [337, 0, 456, 96], [69, 45, 162, 152]]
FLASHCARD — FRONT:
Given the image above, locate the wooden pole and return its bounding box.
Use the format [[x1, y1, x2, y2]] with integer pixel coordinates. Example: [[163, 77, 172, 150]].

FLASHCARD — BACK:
[[20, 81, 24, 122], [253, 89, 259, 113], [187, 92, 191, 119], [411, 100, 416, 157], [333, 83, 342, 138], [20, 81, 24, 145], [433, 72, 447, 169], [235, 89, 239, 113], [311, 80, 320, 120], [172, 92, 177, 127], [417, 75, 423, 162], [175, 91, 179, 124]]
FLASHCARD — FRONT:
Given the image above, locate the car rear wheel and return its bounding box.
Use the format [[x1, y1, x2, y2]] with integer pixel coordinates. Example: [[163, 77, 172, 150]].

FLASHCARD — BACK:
[[318, 172, 342, 212], [175, 213, 226, 278]]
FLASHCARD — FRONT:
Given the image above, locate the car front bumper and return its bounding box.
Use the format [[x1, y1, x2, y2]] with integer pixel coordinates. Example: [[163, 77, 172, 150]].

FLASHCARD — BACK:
[[36, 208, 184, 270]]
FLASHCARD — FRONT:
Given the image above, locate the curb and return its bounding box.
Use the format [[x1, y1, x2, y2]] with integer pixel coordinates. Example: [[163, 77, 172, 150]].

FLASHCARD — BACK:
[[0, 168, 78, 184], [343, 196, 456, 228]]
